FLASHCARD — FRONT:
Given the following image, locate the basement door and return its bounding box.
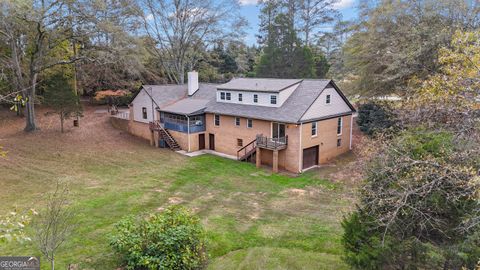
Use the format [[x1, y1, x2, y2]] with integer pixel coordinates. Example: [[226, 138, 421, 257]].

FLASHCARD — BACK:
[[199, 134, 205, 150], [302, 146, 319, 169]]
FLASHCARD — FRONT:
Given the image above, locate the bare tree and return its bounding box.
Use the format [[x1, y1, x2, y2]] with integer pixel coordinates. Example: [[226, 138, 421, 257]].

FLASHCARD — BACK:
[[299, 0, 339, 46], [32, 180, 75, 270], [140, 0, 246, 84]]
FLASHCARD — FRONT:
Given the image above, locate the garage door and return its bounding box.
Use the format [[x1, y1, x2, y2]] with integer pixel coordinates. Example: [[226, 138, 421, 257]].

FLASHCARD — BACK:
[[303, 146, 319, 169]]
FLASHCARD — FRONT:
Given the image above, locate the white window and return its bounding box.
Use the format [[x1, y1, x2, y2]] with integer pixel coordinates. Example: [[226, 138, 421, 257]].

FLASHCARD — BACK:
[[220, 92, 225, 100], [337, 117, 342, 135], [142, 107, 147, 119], [253, 94, 258, 103], [235, 117, 240, 126], [238, 93, 243, 101], [311, 122, 317, 136], [270, 95, 277, 104], [247, 119, 253, 128], [226, 92, 231, 100], [326, 94, 331, 104], [214, 114, 220, 126]]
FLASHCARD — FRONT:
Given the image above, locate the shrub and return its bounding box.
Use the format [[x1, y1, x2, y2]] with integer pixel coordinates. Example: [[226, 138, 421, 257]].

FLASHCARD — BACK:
[[110, 206, 207, 270], [356, 101, 397, 136]]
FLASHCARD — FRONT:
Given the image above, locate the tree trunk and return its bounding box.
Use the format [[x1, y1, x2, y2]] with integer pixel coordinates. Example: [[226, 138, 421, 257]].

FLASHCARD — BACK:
[[178, 64, 185, 85], [51, 258, 54, 270], [60, 114, 64, 133], [24, 74, 37, 132]]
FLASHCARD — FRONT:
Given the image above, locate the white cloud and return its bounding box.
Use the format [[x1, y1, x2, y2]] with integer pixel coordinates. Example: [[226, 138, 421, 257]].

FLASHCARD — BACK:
[[146, 14, 154, 21], [239, 0, 257, 6], [333, 0, 355, 9]]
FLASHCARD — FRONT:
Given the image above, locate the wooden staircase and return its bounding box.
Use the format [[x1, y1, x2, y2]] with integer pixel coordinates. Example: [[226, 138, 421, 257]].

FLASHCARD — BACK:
[[237, 138, 257, 162], [149, 121, 181, 151]]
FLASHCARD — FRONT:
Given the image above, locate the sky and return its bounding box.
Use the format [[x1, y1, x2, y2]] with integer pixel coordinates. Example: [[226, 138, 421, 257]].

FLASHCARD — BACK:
[[239, 0, 359, 45]]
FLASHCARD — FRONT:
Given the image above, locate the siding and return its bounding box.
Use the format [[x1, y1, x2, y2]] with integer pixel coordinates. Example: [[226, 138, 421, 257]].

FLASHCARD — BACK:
[[301, 88, 352, 121], [131, 89, 157, 123]]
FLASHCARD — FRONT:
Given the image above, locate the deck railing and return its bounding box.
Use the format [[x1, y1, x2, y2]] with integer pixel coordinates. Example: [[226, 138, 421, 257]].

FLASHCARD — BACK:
[[256, 135, 288, 150]]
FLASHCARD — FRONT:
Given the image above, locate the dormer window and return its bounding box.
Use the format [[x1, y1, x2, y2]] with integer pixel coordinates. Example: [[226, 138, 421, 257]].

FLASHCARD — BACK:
[[270, 95, 277, 105], [253, 94, 258, 103], [220, 92, 225, 100], [226, 92, 231, 100], [238, 93, 243, 101], [326, 94, 331, 104]]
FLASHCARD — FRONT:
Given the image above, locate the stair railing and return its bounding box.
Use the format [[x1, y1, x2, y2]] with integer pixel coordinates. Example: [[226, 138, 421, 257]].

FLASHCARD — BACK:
[[237, 138, 257, 160]]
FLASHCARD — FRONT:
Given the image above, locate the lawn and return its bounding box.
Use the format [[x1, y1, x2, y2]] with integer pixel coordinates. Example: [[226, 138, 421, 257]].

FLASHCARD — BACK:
[[0, 106, 356, 269]]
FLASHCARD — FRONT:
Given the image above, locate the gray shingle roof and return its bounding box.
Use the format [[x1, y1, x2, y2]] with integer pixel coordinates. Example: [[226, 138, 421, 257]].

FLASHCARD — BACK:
[[142, 84, 187, 108], [141, 79, 354, 124], [205, 79, 331, 123], [141, 83, 217, 109], [161, 99, 211, 115], [217, 78, 302, 92]]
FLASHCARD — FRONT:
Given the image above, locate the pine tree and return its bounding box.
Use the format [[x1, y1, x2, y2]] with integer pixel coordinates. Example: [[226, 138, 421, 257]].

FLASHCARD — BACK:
[[44, 72, 82, 133]]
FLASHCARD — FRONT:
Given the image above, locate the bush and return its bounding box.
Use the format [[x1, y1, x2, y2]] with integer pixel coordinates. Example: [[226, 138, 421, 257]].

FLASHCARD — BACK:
[[356, 101, 397, 136], [110, 206, 207, 270]]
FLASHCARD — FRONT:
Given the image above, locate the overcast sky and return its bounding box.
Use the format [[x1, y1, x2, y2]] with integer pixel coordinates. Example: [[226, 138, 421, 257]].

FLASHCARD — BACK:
[[239, 0, 358, 45]]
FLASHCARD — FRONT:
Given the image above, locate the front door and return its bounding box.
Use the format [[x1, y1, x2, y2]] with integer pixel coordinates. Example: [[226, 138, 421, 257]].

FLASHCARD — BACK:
[[272, 123, 286, 140], [199, 134, 205, 150], [302, 146, 319, 169], [209, 133, 215, 150]]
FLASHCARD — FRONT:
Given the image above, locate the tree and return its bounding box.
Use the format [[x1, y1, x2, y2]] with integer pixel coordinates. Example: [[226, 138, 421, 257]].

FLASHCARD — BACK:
[[110, 206, 207, 270], [256, 12, 316, 78], [314, 50, 330, 78], [342, 0, 480, 95], [400, 30, 480, 136], [299, 0, 338, 46], [32, 180, 75, 270], [140, 0, 246, 84], [343, 129, 480, 269], [0, 0, 86, 132], [44, 72, 82, 133]]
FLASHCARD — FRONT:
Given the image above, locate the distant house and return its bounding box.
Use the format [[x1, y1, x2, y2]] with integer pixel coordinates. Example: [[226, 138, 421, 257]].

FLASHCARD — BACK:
[[126, 72, 356, 173]]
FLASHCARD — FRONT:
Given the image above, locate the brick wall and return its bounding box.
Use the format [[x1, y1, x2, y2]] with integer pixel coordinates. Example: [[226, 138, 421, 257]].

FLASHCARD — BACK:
[[302, 114, 352, 165]]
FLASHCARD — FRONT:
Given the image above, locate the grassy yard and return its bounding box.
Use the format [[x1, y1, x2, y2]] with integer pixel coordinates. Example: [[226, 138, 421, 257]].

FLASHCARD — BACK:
[[0, 106, 356, 269]]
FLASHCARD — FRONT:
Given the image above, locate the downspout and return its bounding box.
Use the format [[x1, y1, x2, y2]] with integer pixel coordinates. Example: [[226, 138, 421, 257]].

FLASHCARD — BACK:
[[349, 114, 353, 150], [187, 115, 191, 152], [150, 87, 155, 122], [298, 123, 303, 173]]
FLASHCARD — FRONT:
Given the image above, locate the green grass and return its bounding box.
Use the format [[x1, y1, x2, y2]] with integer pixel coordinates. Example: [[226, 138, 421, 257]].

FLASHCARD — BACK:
[[0, 120, 354, 269]]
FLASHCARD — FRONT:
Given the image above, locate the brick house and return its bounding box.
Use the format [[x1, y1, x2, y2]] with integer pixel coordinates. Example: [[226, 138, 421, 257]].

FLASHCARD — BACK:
[[126, 72, 356, 173]]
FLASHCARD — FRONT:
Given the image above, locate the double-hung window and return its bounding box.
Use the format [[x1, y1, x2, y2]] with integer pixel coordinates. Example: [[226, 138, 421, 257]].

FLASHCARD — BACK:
[[270, 95, 277, 105], [311, 122, 317, 136], [226, 92, 231, 100], [214, 114, 220, 126], [247, 119, 253, 128], [253, 94, 258, 103], [235, 117, 240, 126], [326, 94, 331, 104], [142, 107, 147, 119], [337, 117, 342, 135], [238, 93, 243, 101], [220, 92, 225, 100]]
